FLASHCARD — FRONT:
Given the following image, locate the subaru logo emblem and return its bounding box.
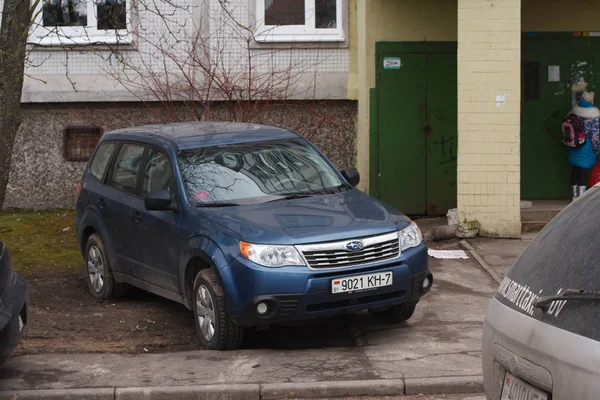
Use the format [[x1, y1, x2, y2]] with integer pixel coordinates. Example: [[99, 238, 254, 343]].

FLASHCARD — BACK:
[[346, 241, 364, 252]]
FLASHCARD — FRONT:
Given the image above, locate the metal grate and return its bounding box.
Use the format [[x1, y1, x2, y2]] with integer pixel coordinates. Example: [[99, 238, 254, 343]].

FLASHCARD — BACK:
[[296, 232, 400, 269], [525, 62, 540, 101], [63, 126, 103, 162]]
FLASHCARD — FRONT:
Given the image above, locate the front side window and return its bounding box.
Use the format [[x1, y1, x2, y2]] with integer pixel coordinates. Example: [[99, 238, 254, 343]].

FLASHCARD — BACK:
[[107, 143, 145, 196], [177, 139, 346, 206], [256, 0, 344, 42], [143, 148, 177, 198], [32, 0, 129, 45], [89, 141, 116, 181]]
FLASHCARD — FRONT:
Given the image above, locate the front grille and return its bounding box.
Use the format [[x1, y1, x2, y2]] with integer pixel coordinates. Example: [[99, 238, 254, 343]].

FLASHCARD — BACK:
[[306, 290, 406, 312], [296, 232, 400, 269]]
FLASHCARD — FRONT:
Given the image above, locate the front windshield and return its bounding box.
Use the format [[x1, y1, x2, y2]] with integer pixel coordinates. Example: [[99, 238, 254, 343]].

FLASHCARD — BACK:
[[177, 139, 347, 205]]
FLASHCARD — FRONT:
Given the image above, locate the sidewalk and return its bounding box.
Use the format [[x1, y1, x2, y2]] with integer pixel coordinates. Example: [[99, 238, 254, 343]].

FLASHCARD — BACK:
[[0, 238, 525, 400], [463, 232, 537, 282]]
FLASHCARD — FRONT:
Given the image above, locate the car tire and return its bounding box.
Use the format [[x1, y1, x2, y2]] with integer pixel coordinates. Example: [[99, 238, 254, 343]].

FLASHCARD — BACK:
[[193, 269, 244, 350], [372, 301, 417, 324], [84, 234, 127, 301]]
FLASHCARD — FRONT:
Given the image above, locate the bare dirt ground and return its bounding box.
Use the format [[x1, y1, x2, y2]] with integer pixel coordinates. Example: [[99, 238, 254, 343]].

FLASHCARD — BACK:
[[17, 270, 366, 356], [16, 271, 198, 355]]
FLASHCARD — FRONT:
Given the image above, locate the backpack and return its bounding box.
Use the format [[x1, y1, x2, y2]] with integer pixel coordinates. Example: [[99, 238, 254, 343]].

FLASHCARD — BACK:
[[561, 113, 586, 148]]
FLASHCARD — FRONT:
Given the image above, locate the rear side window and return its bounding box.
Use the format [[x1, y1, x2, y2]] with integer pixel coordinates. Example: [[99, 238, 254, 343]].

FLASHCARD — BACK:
[[90, 142, 116, 181], [495, 188, 600, 341], [107, 143, 145, 196]]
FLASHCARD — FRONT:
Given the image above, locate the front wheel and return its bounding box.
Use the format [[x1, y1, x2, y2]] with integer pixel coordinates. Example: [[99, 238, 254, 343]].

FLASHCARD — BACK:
[[193, 269, 244, 350], [372, 301, 417, 324]]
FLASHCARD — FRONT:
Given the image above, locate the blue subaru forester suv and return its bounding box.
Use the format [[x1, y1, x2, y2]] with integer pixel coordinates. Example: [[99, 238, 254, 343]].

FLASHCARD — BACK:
[[75, 122, 432, 350]]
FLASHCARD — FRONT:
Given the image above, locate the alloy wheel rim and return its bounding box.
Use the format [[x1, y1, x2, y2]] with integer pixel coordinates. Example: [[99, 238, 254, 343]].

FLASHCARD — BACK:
[[196, 284, 216, 342], [87, 245, 105, 293]]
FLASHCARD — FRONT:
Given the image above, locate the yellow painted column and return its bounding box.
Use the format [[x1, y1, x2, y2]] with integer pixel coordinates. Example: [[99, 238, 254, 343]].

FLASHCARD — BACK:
[[457, 0, 521, 238]]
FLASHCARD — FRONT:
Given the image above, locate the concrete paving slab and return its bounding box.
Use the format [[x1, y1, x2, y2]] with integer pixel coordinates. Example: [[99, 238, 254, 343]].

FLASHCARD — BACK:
[[466, 233, 536, 280]]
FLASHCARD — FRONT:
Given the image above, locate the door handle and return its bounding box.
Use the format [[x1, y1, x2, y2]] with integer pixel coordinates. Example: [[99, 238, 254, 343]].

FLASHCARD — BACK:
[[97, 198, 106, 209], [132, 210, 141, 223]]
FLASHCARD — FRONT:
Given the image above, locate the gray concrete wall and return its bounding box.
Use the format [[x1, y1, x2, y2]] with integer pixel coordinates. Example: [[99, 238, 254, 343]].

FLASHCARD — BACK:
[[4, 101, 357, 209]]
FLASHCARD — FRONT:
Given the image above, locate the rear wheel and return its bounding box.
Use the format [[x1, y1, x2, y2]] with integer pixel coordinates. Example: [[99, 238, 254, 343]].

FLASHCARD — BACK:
[[372, 301, 417, 324], [193, 269, 244, 350], [84, 234, 127, 301]]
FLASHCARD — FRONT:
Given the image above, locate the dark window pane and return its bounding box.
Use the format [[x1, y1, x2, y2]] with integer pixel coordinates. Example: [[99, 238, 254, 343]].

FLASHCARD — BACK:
[[264, 0, 305, 26], [97, 0, 126, 30], [43, 0, 88, 27], [316, 0, 336, 29], [90, 142, 116, 181], [525, 61, 540, 101], [108, 143, 145, 196]]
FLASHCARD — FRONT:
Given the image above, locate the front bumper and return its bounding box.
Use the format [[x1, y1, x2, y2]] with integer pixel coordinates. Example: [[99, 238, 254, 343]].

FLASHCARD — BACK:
[[226, 242, 431, 327], [0, 273, 28, 367]]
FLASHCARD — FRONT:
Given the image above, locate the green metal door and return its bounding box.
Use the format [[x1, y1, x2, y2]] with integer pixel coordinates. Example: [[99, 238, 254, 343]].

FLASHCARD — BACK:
[[522, 35, 600, 199], [375, 43, 457, 215]]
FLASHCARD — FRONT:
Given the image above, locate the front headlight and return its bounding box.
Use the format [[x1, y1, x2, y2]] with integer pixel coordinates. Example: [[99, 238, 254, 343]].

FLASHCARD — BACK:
[[239, 241, 305, 268], [400, 222, 423, 251]]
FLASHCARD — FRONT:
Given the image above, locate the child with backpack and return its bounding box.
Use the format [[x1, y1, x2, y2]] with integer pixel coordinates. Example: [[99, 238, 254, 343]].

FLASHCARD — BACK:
[[563, 92, 600, 200]]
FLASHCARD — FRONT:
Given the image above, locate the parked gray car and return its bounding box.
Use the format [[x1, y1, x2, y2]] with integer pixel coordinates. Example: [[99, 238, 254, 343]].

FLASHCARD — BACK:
[[483, 187, 600, 399]]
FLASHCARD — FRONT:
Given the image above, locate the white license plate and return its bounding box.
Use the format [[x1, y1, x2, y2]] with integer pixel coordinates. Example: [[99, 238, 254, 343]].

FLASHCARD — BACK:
[[331, 271, 393, 294], [501, 373, 548, 400]]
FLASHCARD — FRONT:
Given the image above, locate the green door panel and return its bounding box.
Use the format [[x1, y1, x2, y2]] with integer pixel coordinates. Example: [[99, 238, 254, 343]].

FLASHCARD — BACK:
[[377, 53, 427, 215], [426, 53, 458, 214], [375, 43, 457, 215], [522, 38, 600, 199]]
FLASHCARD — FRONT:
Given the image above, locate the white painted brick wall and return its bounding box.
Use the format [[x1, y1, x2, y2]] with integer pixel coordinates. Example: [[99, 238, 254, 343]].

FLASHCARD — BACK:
[[0, 0, 349, 101]]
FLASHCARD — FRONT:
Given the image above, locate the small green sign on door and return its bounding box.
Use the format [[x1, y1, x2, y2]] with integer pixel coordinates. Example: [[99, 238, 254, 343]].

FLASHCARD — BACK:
[[383, 57, 401, 70]]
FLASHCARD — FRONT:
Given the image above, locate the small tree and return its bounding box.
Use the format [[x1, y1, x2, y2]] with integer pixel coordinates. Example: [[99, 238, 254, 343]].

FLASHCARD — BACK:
[[0, 0, 39, 209], [105, 0, 337, 135]]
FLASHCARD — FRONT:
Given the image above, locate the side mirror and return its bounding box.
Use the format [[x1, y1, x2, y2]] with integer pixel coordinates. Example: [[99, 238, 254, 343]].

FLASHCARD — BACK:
[[341, 167, 360, 187], [144, 190, 173, 211]]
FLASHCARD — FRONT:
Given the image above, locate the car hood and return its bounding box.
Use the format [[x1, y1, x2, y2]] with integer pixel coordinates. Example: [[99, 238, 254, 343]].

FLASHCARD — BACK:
[[199, 189, 411, 245]]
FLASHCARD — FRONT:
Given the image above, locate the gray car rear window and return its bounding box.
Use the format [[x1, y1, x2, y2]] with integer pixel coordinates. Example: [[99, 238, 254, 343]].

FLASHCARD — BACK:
[[496, 187, 600, 341]]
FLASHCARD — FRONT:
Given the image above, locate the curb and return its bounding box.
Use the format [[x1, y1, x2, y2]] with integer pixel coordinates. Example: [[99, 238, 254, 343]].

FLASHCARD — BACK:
[[0, 376, 484, 400], [459, 240, 502, 285], [261, 379, 405, 399]]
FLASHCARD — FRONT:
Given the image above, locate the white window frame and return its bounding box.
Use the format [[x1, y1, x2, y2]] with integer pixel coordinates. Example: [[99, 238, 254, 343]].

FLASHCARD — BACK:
[[30, 0, 132, 46], [255, 0, 344, 43]]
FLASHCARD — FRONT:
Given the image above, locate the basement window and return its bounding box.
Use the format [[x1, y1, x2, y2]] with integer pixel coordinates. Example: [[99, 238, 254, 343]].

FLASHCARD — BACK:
[[63, 126, 104, 162]]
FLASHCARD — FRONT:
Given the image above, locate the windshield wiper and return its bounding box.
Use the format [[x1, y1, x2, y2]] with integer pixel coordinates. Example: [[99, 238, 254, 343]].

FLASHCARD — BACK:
[[533, 289, 600, 310], [265, 193, 315, 203], [195, 202, 241, 207]]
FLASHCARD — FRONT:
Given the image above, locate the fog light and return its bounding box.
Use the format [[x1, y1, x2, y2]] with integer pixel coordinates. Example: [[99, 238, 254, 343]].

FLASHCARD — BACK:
[[256, 302, 268, 315], [423, 276, 431, 290]]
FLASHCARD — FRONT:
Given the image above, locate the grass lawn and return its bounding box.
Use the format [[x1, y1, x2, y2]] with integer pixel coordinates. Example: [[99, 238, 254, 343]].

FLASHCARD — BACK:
[[0, 209, 82, 277]]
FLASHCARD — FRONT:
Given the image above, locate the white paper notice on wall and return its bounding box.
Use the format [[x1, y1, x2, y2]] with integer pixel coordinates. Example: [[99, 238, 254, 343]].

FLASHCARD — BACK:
[[549, 66, 560, 82]]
